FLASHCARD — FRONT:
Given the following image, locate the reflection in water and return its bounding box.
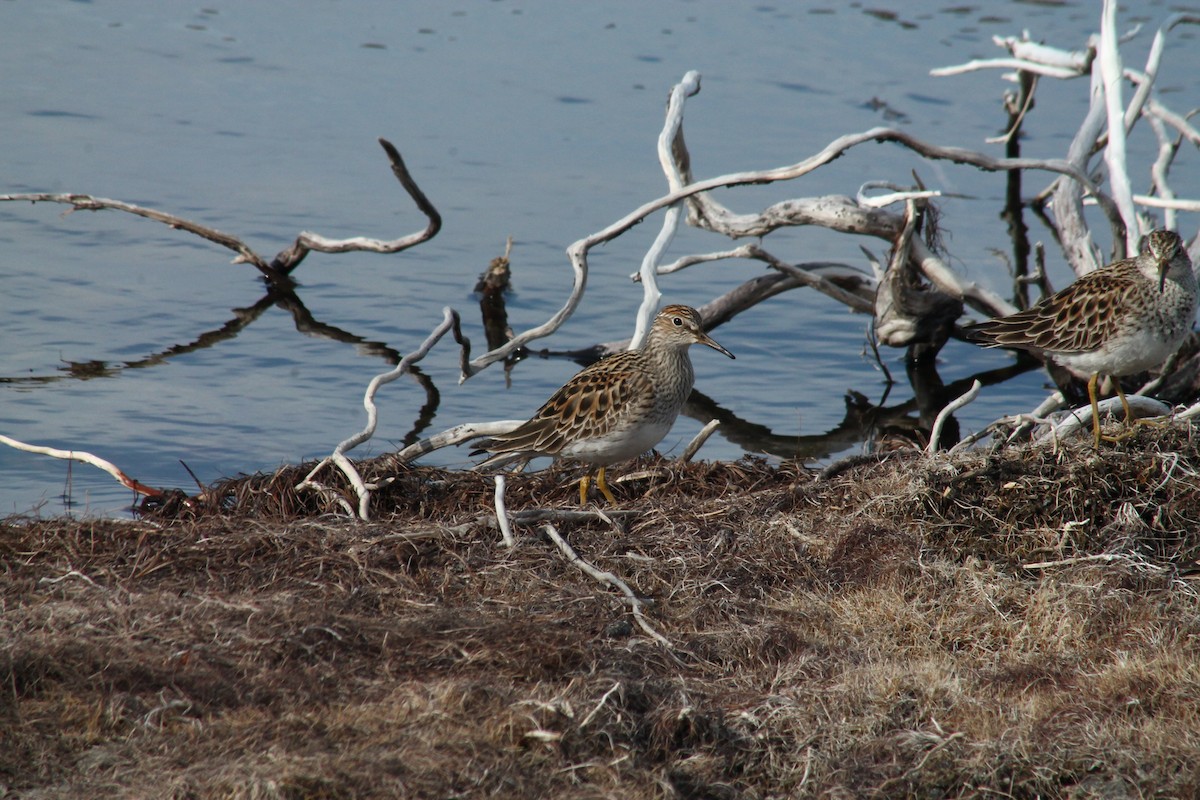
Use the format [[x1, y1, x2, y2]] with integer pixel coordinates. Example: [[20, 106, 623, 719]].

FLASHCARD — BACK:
[[2, 283, 403, 383], [684, 359, 1038, 462], [3, 264, 1040, 476]]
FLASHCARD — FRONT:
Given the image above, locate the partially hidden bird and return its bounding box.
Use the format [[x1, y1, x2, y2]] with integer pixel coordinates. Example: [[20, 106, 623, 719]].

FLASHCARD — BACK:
[[964, 228, 1197, 446], [474, 304, 735, 504]]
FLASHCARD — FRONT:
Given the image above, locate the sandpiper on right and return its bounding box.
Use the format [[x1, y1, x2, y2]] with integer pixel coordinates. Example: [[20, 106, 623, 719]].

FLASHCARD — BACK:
[[965, 229, 1198, 447]]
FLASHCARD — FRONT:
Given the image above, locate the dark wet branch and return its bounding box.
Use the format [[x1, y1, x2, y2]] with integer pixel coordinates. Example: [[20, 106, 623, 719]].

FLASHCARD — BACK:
[[0, 191, 277, 278], [271, 138, 443, 274], [0, 137, 441, 287]]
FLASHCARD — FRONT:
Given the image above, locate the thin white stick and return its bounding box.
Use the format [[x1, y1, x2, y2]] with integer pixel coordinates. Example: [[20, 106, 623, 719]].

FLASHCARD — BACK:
[[645, 245, 758, 278], [495, 475, 516, 548], [1146, 115, 1180, 231], [579, 681, 622, 729], [930, 58, 1084, 80], [1133, 195, 1200, 212], [1146, 98, 1200, 146], [1127, 14, 1200, 133], [856, 183, 943, 209], [0, 434, 161, 497], [1025, 553, 1133, 570], [927, 380, 981, 455], [0, 193, 270, 270], [541, 523, 671, 648], [995, 34, 1094, 71]]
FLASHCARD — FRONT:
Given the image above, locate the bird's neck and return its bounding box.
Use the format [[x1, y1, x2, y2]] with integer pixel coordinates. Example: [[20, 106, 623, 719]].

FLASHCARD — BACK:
[[642, 336, 694, 380]]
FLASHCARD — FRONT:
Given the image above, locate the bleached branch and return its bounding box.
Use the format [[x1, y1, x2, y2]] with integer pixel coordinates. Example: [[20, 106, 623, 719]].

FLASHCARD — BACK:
[[927, 380, 981, 455], [1099, 0, 1137, 246], [0, 192, 273, 275], [930, 58, 1084, 80], [0, 435, 163, 498], [298, 306, 469, 519], [630, 70, 701, 350], [1037, 395, 1172, 445], [495, 476, 516, 548], [678, 420, 721, 464]]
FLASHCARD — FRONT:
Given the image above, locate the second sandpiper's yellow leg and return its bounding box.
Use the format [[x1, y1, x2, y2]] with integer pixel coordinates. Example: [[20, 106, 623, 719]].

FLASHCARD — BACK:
[[596, 466, 617, 504], [1087, 373, 1103, 449]]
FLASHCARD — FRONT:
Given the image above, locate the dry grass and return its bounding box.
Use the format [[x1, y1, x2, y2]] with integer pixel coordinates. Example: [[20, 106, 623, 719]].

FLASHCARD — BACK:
[[5, 425, 1200, 798]]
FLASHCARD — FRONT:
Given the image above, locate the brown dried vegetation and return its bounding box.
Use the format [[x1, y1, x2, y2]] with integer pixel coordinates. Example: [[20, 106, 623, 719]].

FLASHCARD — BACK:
[[5, 425, 1200, 797]]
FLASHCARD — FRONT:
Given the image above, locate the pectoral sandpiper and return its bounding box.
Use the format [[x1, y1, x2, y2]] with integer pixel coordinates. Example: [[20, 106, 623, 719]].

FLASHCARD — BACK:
[[474, 304, 734, 504], [966, 229, 1197, 446]]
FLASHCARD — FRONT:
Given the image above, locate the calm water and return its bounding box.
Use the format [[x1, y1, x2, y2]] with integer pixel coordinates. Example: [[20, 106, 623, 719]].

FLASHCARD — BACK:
[[1, 1, 1195, 516]]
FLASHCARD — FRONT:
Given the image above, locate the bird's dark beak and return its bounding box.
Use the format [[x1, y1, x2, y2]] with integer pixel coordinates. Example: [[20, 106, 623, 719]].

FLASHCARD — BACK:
[[699, 332, 735, 359], [1159, 256, 1169, 293]]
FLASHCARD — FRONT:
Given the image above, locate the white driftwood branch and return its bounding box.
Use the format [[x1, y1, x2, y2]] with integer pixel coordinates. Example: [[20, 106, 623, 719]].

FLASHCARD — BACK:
[[298, 306, 468, 519], [996, 34, 1094, 71], [678, 420, 721, 464], [1133, 196, 1200, 212], [645, 245, 760, 277], [0, 434, 163, 498], [495, 475, 516, 548], [1146, 98, 1200, 146], [927, 380, 981, 454], [397, 420, 525, 465], [630, 70, 701, 350], [1099, 0, 1138, 246], [856, 184, 943, 209], [930, 58, 1084, 80], [1036, 395, 1172, 445]]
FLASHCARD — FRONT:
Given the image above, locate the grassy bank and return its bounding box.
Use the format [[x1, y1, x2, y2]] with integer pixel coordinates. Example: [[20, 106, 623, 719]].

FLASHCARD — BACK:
[[4, 425, 1200, 798]]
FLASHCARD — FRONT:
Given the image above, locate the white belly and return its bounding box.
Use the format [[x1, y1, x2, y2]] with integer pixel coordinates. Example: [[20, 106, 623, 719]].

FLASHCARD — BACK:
[[1056, 324, 1185, 378], [558, 418, 674, 465]]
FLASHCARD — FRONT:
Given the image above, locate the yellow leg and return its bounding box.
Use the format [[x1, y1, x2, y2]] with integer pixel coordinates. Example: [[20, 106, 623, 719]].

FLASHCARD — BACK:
[[1106, 379, 1161, 442], [1087, 372, 1102, 449], [578, 473, 592, 506], [1114, 382, 1133, 424], [596, 466, 618, 505], [1092, 375, 1143, 446]]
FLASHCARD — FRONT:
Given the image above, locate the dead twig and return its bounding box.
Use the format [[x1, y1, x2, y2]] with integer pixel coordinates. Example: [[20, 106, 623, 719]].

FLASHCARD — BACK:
[[541, 522, 672, 649]]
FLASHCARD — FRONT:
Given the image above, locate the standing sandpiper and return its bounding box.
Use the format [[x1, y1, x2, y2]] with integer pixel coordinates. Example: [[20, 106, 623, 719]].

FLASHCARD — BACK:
[[966, 229, 1197, 446], [474, 304, 734, 504]]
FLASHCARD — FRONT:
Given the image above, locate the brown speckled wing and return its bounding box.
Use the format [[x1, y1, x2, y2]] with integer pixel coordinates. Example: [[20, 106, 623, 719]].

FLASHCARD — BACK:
[[968, 262, 1140, 355], [483, 350, 653, 457]]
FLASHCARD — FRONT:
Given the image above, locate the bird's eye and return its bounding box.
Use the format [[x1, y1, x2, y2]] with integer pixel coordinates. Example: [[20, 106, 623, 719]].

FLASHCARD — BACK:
[[672, 316, 683, 326]]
